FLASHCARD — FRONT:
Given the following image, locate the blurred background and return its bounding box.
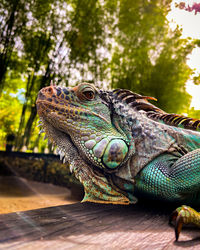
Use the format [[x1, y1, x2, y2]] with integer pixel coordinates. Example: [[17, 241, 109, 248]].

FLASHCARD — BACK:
[[0, 0, 200, 213]]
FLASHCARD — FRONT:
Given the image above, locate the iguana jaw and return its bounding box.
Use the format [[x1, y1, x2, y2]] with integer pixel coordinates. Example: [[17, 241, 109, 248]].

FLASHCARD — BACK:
[[38, 117, 131, 205], [36, 114, 131, 205], [36, 85, 98, 165], [37, 117, 78, 169]]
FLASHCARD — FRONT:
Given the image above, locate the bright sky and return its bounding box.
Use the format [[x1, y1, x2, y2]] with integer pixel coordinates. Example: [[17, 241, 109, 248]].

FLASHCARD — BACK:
[[167, 0, 200, 109]]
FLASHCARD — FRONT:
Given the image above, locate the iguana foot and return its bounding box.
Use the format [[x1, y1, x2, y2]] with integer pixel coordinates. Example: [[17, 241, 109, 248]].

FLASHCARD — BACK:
[[169, 205, 200, 241]]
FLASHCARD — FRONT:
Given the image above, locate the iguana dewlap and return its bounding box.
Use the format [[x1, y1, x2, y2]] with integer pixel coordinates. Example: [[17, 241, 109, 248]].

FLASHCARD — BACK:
[[36, 83, 200, 240]]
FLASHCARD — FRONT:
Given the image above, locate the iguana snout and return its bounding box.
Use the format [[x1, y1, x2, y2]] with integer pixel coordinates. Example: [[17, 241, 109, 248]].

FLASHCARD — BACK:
[[36, 85, 75, 117]]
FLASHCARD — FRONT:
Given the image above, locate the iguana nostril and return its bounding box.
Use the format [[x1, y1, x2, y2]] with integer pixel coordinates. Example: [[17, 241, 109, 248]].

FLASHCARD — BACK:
[[46, 86, 54, 94]]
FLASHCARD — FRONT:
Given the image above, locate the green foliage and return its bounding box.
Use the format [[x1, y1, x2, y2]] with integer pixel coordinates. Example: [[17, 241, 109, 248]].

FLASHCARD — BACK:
[[0, 80, 24, 150], [67, 0, 104, 63], [147, 32, 194, 113], [0, 0, 29, 93], [186, 107, 200, 120], [0, 93, 21, 134], [193, 75, 200, 85], [22, 31, 52, 68], [110, 0, 194, 114]]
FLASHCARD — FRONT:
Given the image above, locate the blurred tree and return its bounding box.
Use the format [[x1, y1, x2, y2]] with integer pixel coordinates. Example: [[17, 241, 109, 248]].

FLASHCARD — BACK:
[[110, 0, 194, 113], [16, 31, 53, 149], [0, 0, 29, 95], [65, 0, 107, 85], [147, 30, 194, 113], [0, 74, 25, 150]]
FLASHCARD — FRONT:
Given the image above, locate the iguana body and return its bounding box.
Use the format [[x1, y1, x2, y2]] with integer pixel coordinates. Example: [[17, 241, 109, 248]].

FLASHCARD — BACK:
[[36, 83, 200, 240]]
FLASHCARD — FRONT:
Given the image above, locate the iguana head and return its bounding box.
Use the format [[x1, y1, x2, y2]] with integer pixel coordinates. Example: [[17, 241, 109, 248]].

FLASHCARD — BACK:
[[37, 83, 132, 171], [36, 83, 135, 204]]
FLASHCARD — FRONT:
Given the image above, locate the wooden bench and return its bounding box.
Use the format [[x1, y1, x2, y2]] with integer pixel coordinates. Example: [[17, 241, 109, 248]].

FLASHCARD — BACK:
[[0, 202, 200, 249]]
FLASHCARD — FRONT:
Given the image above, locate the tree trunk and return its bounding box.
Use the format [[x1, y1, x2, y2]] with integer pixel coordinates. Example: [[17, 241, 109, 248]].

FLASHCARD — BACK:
[[24, 104, 37, 147], [20, 61, 53, 150], [0, 0, 20, 94]]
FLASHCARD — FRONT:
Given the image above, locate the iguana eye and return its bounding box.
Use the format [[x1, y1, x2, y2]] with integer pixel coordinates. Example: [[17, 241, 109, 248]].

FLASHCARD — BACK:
[[75, 84, 96, 101], [82, 90, 95, 100]]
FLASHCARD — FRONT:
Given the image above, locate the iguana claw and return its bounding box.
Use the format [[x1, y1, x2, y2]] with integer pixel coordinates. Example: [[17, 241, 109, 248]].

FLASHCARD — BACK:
[[169, 205, 200, 241]]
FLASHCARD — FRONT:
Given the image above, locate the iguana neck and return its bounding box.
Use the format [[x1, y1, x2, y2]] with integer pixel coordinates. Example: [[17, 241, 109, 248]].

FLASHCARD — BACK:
[[110, 95, 143, 144]]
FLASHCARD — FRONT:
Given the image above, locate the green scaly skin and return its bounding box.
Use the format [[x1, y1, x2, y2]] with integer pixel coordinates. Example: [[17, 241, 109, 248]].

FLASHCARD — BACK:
[[36, 83, 200, 240]]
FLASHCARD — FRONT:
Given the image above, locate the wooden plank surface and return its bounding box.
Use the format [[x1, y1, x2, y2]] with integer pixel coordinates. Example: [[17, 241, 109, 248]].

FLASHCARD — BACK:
[[0, 201, 200, 249]]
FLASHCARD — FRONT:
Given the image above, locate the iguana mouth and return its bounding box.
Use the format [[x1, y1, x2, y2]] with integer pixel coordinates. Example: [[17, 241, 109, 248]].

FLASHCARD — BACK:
[[36, 85, 82, 138]]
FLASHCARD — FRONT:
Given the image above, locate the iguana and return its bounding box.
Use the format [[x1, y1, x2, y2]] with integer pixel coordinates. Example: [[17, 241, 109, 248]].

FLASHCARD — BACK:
[[36, 83, 200, 241]]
